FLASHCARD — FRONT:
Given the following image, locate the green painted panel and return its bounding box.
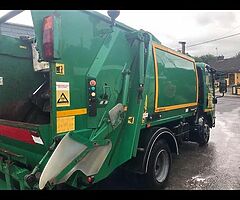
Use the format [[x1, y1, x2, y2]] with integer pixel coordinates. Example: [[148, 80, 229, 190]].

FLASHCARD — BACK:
[[155, 48, 197, 107], [0, 35, 31, 58], [0, 179, 7, 190], [0, 35, 46, 120]]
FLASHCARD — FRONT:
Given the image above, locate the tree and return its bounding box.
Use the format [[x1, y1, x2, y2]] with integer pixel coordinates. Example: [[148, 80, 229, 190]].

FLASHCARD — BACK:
[[234, 51, 240, 58], [192, 54, 217, 64]]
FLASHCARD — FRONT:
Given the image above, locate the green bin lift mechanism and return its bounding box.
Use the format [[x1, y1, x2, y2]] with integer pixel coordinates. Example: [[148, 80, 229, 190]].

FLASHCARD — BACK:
[[0, 10, 226, 190]]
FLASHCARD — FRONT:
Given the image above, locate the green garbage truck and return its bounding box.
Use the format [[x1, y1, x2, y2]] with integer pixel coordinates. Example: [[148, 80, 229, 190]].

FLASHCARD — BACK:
[[0, 10, 225, 190]]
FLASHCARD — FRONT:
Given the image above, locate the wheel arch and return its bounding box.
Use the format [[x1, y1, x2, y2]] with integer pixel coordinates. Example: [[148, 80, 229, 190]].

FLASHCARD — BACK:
[[143, 127, 179, 173], [204, 112, 214, 128], [123, 127, 179, 174]]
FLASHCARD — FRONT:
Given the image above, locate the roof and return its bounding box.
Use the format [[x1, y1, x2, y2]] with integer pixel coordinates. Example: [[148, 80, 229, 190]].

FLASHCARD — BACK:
[[0, 22, 34, 38], [209, 57, 240, 73]]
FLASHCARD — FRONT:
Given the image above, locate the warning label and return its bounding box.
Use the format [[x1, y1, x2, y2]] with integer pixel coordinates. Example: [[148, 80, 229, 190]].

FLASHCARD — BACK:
[[57, 93, 69, 104], [56, 63, 65, 75], [128, 117, 135, 124], [56, 82, 70, 107], [57, 116, 75, 133]]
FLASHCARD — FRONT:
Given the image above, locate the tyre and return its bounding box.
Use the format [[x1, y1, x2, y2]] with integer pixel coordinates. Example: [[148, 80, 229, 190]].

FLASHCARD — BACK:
[[143, 139, 172, 189], [197, 117, 210, 146]]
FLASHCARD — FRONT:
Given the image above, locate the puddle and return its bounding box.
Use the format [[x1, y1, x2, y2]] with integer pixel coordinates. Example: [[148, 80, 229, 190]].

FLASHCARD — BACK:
[[186, 175, 214, 189]]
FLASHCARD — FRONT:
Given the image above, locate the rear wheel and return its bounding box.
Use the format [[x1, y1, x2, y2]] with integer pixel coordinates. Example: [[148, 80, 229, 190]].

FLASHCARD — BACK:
[[143, 139, 172, 189]]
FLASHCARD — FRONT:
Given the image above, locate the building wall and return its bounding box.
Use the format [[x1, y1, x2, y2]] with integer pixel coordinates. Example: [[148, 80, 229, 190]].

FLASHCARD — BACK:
[[235, 73, 240, 85], [225, 78, 229, 86], [228, 72, 240, 86], [228, 73, 235, 85]]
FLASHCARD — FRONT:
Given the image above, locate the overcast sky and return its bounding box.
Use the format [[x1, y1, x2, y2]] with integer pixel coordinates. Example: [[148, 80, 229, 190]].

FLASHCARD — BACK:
[[1, 10, 240, 58]]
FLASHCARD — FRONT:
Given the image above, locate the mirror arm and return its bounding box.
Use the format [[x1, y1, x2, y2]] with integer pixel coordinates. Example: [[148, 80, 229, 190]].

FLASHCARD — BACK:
[[215, 92, 225, 99]]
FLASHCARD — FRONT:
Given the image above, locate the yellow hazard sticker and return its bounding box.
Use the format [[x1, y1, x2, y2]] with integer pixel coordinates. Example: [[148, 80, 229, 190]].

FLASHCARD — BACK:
[[56, 82, 70, 107], [56, 63, 65, 75], [57, 116, 75, 134], [128, 117, 135, 124]]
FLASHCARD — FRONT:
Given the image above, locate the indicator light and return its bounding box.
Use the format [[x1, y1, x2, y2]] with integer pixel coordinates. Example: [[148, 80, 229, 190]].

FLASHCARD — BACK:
[[89, 80, 96, 86], [88, 79, 97, 117]]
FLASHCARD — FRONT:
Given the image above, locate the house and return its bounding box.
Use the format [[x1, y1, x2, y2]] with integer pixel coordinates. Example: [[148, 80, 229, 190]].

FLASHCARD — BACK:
[[209, 56, 240, 87]]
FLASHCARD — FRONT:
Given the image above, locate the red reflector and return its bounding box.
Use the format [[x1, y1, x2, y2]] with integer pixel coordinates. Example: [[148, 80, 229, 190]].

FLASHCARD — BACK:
[[43, 15, 54, 60], [30, 131, 39, 137], [0, 125, 35, 144], [87, 176, 94, 183]]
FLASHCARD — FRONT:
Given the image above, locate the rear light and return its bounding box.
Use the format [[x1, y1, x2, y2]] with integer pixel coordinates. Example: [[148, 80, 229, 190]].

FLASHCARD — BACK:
[[43, 15, 54, 60]]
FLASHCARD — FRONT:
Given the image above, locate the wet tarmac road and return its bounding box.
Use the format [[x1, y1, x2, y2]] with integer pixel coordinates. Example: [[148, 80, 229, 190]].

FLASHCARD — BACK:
[[91, 96, 240, 190]]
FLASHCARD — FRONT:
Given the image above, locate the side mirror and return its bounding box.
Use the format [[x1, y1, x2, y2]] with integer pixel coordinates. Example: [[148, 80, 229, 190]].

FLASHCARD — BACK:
[[213, 98, 217, 104], [219, 80, 227, 94]]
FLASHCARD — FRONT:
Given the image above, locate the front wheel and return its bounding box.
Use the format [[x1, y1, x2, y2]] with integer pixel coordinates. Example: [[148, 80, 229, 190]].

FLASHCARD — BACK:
[[143, 139, 172, 189], [196, 117, 210, 146]]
